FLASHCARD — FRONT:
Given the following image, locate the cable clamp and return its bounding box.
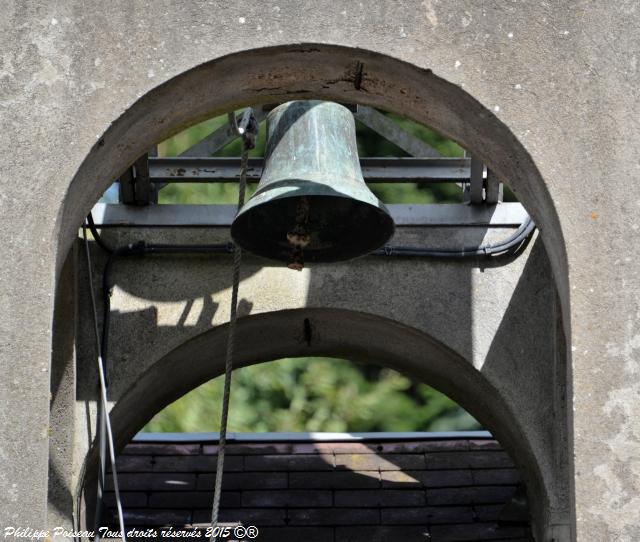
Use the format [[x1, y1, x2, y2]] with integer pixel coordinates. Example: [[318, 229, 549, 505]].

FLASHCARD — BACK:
[[228, 109, 259, 150]]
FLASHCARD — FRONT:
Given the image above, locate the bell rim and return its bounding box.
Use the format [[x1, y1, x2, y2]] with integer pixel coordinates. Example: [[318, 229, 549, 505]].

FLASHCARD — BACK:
[[231, 192, 395, 263]]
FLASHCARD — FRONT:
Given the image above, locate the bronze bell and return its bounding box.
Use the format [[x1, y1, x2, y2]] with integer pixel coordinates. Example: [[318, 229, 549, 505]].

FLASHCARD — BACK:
[[230, 100, 395, 267]]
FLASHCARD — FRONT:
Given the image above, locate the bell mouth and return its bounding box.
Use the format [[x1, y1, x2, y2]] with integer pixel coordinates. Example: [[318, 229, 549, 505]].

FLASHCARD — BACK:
[[231, 190, 395, 263]]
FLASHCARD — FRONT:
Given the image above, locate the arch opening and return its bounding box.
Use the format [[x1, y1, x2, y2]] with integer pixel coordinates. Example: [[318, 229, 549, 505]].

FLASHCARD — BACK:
[[142, 356, 481, 434], [57, 43, 568, 309], [79, 308, 548, 537], [101, 353, 533, 535], [53, 43, 570, 540]]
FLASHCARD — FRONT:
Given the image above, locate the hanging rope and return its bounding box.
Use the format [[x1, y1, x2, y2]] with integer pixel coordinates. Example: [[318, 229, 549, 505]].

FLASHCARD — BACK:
[[82, 225, 127, 542], [210, 109, 257, 539]]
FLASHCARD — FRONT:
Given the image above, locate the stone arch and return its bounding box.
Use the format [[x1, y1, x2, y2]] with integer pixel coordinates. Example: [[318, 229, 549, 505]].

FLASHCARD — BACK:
[[81, 308, 549, 534], [56, 44, 568, 316], [55, 44, 570, 539]]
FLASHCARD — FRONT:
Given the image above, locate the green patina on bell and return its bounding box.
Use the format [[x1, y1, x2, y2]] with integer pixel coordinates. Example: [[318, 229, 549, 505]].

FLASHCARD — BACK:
[[231, 100, 395, 267]]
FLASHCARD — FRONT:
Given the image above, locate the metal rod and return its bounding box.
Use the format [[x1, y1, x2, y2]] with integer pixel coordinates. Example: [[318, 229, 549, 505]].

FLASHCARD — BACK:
[[133, 430, 494, 443], [91, 202, 528, 228], [147, 156, 477, 183], [354, 105, 441, 158], [467, 156, 485, 204]]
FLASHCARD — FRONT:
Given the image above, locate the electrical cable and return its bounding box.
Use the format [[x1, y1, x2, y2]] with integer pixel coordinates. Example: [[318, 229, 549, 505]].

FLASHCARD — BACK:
[[372, 215, 535, 258], [84, 109, 258, 538], [84, 231, 233, 533], [82, 225, 127, 542], [87, 212, 114, 254], [88, 214, 535, 262]]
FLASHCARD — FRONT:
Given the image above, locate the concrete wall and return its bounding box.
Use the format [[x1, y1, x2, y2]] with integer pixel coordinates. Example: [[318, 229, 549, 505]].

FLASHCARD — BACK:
[[71, 226, 567, 540], [1, 2, 639, 541]]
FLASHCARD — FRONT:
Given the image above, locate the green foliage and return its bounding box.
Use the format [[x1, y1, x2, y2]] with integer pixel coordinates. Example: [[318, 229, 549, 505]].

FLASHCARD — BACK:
[[143, 357, 480, 433]]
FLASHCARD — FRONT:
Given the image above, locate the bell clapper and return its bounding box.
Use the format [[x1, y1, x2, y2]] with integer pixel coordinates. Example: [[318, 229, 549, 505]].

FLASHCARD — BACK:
[[286, 226, 311, 249], [287, 247, 305, 271], [286, 197, 311, 270]]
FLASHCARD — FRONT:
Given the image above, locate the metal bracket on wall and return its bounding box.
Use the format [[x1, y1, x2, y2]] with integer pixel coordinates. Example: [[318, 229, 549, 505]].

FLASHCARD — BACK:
[[463, 155, 504, 205], [485, 169, 504, 204], [464, 155, 484, 204], [118, 148, 158, 206]]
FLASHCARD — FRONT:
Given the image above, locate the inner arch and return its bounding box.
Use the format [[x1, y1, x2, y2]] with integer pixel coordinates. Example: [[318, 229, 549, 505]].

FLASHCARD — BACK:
[[81, 308, 548, 532]]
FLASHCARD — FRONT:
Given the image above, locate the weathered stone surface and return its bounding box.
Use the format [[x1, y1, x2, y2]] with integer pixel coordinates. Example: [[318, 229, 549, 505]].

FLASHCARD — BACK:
[[0, 2, 638, 541]]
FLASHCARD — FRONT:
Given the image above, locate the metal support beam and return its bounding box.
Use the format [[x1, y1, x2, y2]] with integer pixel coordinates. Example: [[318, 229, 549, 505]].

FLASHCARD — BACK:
[[485, 168, 504, 204], [118, 149, 158, 206], [118, 167, 135, 204], [465, 155, 485, 204], [91, 202, 528, 228], [353, 106, 441, 158], [133, 430, 493, 443], [132, 154, 155, 205], [147, 156, 476, 184]]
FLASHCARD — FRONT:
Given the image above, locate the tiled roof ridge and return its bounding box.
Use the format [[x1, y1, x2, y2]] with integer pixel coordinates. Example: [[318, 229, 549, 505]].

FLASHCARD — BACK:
[[104, 436, 533, 542]]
